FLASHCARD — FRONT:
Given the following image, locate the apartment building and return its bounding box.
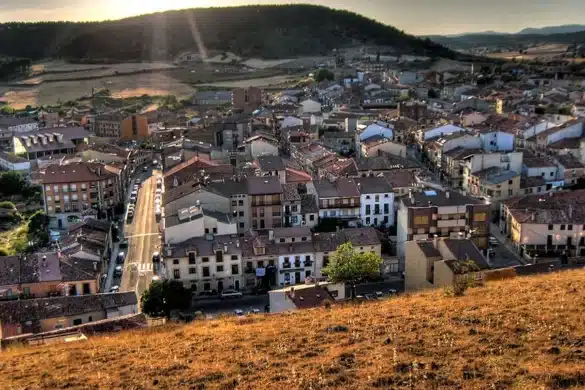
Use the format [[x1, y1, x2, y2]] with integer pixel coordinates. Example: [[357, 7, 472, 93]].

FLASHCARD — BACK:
[[0, 251, 101, 300], [282, 183, 303, 227], [163, 205, 237, 245], [248, 176, 283, 231], [269, 227, 315, 285], [232, 87, 262, 113], [41, 162, 121, 229], [310, 178, 360, 223], [467, 167, 521, 204], [13, 127, 90, 160], [500, 190, 585, 258], [164, 235, 243, 293], [397, 189, 490, 259], [0, 292, 137, 339], [461, 151, 523, 193], [405, 238, 489, 292], [354, 176, 395, 227], [93, 113, 150, 140]]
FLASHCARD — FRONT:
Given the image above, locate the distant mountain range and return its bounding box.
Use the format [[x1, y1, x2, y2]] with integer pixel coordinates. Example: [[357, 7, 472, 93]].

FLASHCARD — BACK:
[[426, 24, 585, 50], [517, 24, 585, 35]]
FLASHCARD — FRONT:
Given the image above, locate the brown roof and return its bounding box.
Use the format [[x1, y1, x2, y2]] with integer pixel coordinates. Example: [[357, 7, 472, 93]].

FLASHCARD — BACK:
[[247, 176, 283, 195], [523, 156, 556, 168], [286, 286, 335, 310], [548, 137, 583, 150], [41, 162, 117, 184], [555, 154, 584, 169]]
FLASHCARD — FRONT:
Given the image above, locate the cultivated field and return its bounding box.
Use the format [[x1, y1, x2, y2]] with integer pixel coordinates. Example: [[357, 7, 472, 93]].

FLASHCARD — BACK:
[[487, 43, 570, 61], [2, 269, 585, 389]]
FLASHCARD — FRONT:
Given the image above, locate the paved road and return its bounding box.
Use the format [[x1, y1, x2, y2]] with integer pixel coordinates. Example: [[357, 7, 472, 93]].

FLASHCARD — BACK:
[[120, 167, 162, 298], [489, 223, 524, 267]]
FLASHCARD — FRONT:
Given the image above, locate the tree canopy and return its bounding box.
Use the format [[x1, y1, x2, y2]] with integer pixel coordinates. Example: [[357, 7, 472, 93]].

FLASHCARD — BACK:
[[314, 68, 335, 83], [323, 242, 382, 284], [141, 280, 191, 317]]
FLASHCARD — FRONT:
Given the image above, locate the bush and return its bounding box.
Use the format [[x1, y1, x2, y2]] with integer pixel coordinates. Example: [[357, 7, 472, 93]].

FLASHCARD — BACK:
[[0, 201, 16, 209]]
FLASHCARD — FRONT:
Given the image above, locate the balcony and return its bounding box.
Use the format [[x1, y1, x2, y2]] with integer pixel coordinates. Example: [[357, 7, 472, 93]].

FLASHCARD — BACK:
[[437, 219, 466, 228], [282, 262, 291, 269], [303, 261, 313, 267], [244, 267, 255, 274]]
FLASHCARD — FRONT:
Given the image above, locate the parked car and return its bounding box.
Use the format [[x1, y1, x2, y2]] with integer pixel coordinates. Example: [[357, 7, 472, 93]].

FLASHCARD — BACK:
[[116, 252, 125, 264], [127, 210, 134, 220], [489, 236, 499, 246], [155, 188, 162, 195], [152, 160, 158, 166], [110, 285, 119, 293], [152, 252, 161, 263], [143, 166, 148, 172], [234, 309, 244, 316], [133, 184, 140, 191], [114, 265, 123, 277], [119, 239, 128, 249], [220, 289, 243, 299], [130, 196, 137, 204], [136, 178, 141, 184]]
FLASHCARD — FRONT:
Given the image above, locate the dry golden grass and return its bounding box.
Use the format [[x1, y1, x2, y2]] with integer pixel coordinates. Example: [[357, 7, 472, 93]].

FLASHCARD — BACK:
[[2, 270, 585, 389]]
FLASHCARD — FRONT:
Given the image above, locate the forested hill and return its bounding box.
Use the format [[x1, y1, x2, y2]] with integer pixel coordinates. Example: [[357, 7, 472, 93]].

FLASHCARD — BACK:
[[0, 5, 456, 61]]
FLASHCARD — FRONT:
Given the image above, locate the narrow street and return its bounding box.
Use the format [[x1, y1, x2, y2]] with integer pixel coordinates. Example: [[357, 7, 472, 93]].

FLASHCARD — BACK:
[[119, 167, 162, 298]]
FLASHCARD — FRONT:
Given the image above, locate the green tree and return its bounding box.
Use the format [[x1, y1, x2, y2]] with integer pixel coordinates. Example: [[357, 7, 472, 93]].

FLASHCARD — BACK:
[[314, 68, 334, 83], [0, 106, 15, 115], [141, 280, 191, 317], [322, 242, 382, 285], [0, 171, 27, 196]]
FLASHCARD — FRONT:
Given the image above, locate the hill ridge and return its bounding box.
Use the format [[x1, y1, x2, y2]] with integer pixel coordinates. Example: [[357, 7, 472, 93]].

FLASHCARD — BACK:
[[0, 4, 456, 61]]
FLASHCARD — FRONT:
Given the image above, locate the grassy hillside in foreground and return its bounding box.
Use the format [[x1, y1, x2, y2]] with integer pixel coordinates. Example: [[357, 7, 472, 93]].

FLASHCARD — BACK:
[[2, 270, 585, 389]]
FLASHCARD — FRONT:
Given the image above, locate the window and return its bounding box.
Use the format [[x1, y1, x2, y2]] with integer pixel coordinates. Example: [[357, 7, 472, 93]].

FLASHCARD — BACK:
[[189, 268, 196, 274], [280, 238, 286, 243], [212, 228, 217, 234], [231, 255, 238, 260], [72, 194, 78, 201], [47, 196, 52, 202], [204, 228, 209, 234], [384, 194, 389, 198], [541, 172, 545, 177], [238, 211, 244, 217], [365, 205, 371, 215], [561, 225, 566, 231], [258, 261, 264, 267], [366, 217, 371, 225], [188, 253, 196, 264], [309, 215, 315, 221], [375, 195, 379, 202], [301, 237, 307, 241], [305, 270, 311, 278], [73, 319, 82, 326], [366, 195, 371, 199], [202, 257, 209, 263], [548, 224, 553, 230], [71, 184, 77, 191], [216, 250, 223, 262], [413, 215, 429, 225], [291, 237, 296, 242], [239, 222, 245, 229], [384, 204, 389, 214], [473, 213, 487, 222], [173, 259, 180, 265], [568, 225, 573, 231], [231, 200, 237, 207], [62, 184, 69, 192], [203, 267, 210, 277], [231, 264, 239, 275], [82, 283, 90, 295], [550, 172, 554, 177], [53, 185, 59, 193], [47, 206, 53, 211], [268, 260, 275, 266], [216, 265, 224, 272], [173, 269, 180, 279], [204, 282, 211, 291], [54, 195, 60, 202]]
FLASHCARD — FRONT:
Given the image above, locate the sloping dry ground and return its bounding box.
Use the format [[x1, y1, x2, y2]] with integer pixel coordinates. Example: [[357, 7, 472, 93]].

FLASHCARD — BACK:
[[2, 270, 585, 389]]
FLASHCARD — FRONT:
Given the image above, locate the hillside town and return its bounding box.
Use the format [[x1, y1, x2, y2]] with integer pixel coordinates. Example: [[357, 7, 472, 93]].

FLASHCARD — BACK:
[[3, 52, 585, 345]]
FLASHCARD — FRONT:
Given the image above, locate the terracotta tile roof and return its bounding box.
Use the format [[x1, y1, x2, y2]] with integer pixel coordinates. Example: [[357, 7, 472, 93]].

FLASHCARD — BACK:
[[41, 162, 117, 184]]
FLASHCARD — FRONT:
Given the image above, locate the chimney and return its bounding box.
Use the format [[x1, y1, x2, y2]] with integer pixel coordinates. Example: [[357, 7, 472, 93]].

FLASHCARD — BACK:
[[236, 240, 240, 248], [224, 244, 228, 253], [445, 191, 450, 199], [93, 262, 97, 271], [268, 230, 274, 241]]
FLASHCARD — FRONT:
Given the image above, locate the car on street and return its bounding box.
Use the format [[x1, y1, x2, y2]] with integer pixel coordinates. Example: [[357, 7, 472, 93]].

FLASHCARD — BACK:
[[234, 309, 244, 316], [128, 203, 135, 210], [152, 160, 158, 166], [155, 188, 162, 195], [220, 289, 243, 299], [127, 210, 134, 220], [114, 265, 123, 277], [110, 285, 119, 293], [116, 252, 125, 264], [133, 184, 140, 191], [152, 252, 161, 263], [143, 166, 148, 172], [119, 239, 128, 249], [489, 236, 499, 246], [250, 309, 260, 314], [135, 178, 141, 184]]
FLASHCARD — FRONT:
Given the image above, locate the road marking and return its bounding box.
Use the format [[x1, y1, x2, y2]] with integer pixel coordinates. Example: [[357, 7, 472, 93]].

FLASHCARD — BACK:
[[124, 232, 160, 239]]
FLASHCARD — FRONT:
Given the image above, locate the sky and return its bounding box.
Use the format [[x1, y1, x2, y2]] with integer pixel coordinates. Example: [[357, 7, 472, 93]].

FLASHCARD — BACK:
[[1, 0, 585, 36]]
